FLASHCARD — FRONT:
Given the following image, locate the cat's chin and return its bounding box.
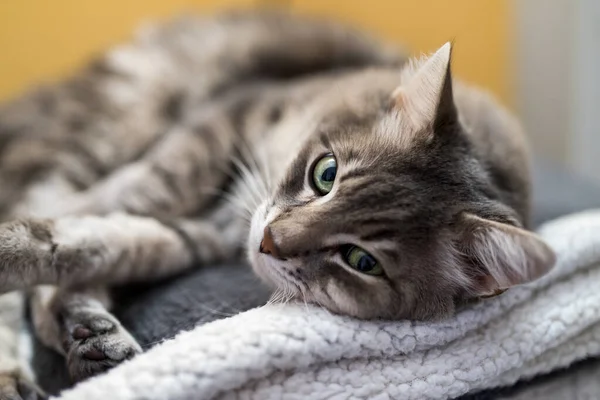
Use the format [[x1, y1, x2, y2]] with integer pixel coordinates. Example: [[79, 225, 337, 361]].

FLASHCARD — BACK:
[[251, 252, 288, 288], [247, 201, 276, 285]]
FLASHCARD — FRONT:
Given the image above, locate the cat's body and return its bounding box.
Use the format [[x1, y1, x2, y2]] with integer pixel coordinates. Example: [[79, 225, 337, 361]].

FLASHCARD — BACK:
[[0, 10, 554, 399]]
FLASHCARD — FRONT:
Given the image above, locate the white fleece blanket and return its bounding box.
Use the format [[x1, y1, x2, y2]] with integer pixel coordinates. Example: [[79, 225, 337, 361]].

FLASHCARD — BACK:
[[53, 210, 600, 400]]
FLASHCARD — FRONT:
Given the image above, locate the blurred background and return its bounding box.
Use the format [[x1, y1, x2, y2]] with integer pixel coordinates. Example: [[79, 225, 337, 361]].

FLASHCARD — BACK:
[[0, 1, 597, 182]]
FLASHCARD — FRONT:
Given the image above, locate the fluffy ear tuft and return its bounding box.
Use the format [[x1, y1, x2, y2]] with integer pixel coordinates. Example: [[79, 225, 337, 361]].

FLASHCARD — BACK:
[[456, 213, 556, 297], [392, 42, 456, 130]]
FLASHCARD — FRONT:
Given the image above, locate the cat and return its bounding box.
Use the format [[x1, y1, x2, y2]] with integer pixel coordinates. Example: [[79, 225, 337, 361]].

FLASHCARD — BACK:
[[0, 10, 404, 398], [0, 9, 555, 399]]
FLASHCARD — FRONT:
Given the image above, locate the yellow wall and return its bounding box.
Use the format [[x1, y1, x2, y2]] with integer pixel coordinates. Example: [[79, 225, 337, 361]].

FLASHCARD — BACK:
[[294, 1, 513, 106], [0, 1, 513, 105]]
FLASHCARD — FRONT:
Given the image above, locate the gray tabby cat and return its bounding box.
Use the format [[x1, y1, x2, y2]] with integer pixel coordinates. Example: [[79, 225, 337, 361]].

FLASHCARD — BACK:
[[0, 10, 555, 399]]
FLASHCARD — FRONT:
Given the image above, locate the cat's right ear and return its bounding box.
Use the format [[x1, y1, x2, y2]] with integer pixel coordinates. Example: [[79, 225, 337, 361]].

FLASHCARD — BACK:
[[391, 42, 457, 131], [454, 213, 556, 298]]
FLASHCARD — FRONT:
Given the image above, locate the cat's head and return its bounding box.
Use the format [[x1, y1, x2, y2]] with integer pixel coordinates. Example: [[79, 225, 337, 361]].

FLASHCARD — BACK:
[[248, 43, 555, 320]]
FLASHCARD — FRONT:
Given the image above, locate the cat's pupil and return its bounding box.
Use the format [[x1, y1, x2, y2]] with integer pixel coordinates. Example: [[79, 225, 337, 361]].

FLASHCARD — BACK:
[[357, 254, 376, 271], [321, 166, 336, 182]]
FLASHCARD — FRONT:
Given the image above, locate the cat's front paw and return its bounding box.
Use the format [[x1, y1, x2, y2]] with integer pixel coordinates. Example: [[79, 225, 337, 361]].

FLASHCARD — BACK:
[[0, 219, 56, 294], [0, 371, 46, 400], [64, 314, 142, 382]]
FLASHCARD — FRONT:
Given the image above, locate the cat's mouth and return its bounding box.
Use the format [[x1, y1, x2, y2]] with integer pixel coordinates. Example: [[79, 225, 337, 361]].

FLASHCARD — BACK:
[[255, 252, 291, 287], [247, 202, 278, 284]]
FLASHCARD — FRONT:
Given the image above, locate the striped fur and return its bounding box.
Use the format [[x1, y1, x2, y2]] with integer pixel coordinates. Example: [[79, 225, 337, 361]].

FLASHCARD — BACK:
[[0, 10, 553, 396]]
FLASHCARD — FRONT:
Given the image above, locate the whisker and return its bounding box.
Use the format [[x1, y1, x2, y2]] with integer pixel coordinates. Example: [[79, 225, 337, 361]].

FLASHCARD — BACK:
[[236, 137, 271, 196], [141, 339, 167, 349], [194, 302, 238, 318], [213, 297, 245, 314], [306, 286, 334, 317], [233, 136, 271, 194], [300, 287, 310, 313]]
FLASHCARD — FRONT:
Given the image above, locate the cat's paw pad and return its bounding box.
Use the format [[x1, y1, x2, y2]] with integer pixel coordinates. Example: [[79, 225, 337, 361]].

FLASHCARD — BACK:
[[0, 371, 46, 400], [65, 316, 142, 382]]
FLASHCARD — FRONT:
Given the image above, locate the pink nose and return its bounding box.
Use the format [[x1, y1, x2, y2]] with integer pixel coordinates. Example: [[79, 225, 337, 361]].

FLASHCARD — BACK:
[[259, 226, 284, 260]]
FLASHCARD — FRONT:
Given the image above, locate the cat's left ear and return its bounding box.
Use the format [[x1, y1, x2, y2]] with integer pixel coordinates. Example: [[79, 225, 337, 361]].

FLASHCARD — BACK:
[[455, 213, 556, 298], [392, 42, 457, 130]]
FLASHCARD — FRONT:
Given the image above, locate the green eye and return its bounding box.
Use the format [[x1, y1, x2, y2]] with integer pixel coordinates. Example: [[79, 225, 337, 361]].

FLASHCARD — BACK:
[[312, 154, 337, 194], [343, 246, 383, 276]]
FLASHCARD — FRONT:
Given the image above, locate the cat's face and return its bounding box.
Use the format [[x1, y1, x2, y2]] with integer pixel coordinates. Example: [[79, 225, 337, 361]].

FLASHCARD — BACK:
[[248, 43, 555, 320]]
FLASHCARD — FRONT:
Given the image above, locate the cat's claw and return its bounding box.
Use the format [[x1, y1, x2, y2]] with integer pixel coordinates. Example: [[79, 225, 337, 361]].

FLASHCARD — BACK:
[[64, 315, 142, 382], [0, 371, 46, 400]]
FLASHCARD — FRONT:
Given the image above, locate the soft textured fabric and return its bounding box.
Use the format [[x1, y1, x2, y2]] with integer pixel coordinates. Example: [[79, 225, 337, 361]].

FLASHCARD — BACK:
[[459, 357, 600, 400], [51, 209, 600, 400], [29, 264, 272, 395]]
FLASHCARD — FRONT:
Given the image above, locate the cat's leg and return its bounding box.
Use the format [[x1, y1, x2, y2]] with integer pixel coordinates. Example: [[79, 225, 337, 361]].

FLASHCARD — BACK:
[[30, 286, 140, 382], [0, 212, 243, 380], [0, 371, 45, 400], [0, 213, 237, 293], [0, 292, 45, 400]]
